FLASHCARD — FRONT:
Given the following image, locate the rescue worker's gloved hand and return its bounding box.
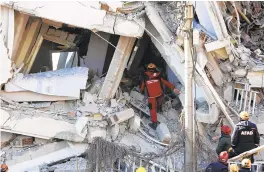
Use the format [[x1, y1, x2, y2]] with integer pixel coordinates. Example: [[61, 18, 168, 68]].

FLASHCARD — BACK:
[[254, 144, 260, 155], [228, 147, 233, 153], [212, 135, 220, 141], [173, 88, 181, 94]]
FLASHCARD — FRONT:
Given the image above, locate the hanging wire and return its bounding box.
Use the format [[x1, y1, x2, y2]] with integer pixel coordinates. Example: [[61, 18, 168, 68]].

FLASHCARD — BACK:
[[92, 31, 125, 55]]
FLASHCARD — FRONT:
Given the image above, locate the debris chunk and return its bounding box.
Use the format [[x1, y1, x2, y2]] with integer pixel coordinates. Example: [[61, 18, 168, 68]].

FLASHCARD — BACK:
[[223, 82, 234, 102], [232, 68, 247, 78], [109, 124, 119, 141], [130, 90, 144, 101], [75, 117, 89, 135], [156, 123, 172, 144], [128, 115, 141, 132], [111, 99, 118, 107], [107, 108, 135, 126]]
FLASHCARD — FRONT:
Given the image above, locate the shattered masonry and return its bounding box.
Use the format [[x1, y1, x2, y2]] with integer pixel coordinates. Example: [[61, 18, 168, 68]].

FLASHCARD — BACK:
[[1, 1, 264, 172]]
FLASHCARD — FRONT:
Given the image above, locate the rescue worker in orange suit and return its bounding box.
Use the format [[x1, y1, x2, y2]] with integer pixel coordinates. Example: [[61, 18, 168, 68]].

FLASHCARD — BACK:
[[231, 111, 260, 164], [1, 164, 8, 172], [140, 63, 181, 129]]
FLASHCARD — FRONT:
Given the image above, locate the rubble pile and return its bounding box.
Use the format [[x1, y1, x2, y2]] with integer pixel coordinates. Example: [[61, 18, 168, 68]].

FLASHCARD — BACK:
[[3, 1, 264, 171], [0, 68, 216, 171]]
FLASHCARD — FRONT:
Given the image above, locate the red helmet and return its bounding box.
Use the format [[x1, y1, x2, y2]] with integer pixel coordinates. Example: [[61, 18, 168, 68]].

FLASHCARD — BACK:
[[219, 151, 229, 163], [221, 125, 231, 135]]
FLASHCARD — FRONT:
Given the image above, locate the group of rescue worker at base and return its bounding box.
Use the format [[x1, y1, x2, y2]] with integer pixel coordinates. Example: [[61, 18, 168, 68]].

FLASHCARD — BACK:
[[137, 63, 260, 171], [136, 159, 252, 172], [205, 111, 260, 172], [136, 111, 260, 172]]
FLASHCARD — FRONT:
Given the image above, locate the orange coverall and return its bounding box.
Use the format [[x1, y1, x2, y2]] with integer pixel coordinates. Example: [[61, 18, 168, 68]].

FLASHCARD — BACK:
[[140, 71, 176, 123]]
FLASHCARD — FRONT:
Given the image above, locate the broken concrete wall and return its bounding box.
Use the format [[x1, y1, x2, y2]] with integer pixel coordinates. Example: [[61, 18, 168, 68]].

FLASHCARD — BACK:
[[0, 109, 87, 142], [0, 5, 14, 85], [7, 141, 87, 171], [0, 1, 145, 37], [83, 32, 110, 76]]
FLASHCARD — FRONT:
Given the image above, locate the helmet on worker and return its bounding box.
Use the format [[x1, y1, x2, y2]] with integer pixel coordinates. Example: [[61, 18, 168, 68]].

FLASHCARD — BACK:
[[240, 111, 250, 121], [218, 151, 229, 163], [229, 164, 239, 172], [1, 164, 8, 172], [147, 63, 157, 70], [241, 158, 251, 168], [136, 167, 147, 172], [221, 125, 231, 135]]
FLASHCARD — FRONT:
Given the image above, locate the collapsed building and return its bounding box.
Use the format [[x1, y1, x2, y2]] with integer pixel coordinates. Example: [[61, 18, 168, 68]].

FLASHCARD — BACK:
[[1, 1, 264, 171]]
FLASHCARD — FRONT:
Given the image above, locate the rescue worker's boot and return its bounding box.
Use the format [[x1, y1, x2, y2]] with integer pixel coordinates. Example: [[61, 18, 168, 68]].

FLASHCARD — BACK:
[[149, 122, 158, 130]]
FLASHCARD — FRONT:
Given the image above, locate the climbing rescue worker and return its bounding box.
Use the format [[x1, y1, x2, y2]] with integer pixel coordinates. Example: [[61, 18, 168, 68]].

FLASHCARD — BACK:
[[239, 159, 251, 172], [216, 125, 232, 155], [140, 63, 181, 129], [231, 111, 260, 163], [136, 167, 146, 172], [205, 151, 229, 172], [1, 164, 8, 172]]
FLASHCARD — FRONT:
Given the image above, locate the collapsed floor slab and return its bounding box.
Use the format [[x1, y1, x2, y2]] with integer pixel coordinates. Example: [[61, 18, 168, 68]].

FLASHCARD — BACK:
[[4, 67, 89, 98], [5, 141, 87, 171], [0, 91, 77, 102], [0, 1, 145, 38], [0, 109, 87, 142]]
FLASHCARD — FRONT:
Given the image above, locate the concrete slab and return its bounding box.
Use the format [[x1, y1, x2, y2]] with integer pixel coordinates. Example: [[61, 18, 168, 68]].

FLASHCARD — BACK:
[[1, 116, 87, 142], [5, 67, 88, 98], [120, 133, 162, 153], [0, 90, 77, 102], [108, 108, 135, 126], [7, 141, 87, 172], [0, 109, 10, 126], [1, 1, 145, 37]]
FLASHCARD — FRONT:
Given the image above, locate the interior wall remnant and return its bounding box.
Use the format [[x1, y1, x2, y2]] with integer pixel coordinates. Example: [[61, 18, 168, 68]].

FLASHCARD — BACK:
[[194, 2, 217, 39], [83, 32, 111, 76], [102, 34, 120, 74], [99, 36, 136, 100], [12, 11, 29, 61], [30, 40, 60, 73]]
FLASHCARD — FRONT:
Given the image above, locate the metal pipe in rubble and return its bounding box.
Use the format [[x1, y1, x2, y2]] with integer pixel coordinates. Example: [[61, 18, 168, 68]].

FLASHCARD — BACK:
[[184, 2, 196, 172]]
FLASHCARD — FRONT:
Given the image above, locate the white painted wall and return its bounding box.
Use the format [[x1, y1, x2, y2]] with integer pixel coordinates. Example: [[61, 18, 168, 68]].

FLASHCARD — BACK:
[[84, 32, 110, 75]]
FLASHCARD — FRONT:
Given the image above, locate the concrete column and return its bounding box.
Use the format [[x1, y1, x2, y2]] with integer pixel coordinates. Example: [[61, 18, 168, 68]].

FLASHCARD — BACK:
[[99, 36, 136, 101], [84, 32, 110, 76]]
